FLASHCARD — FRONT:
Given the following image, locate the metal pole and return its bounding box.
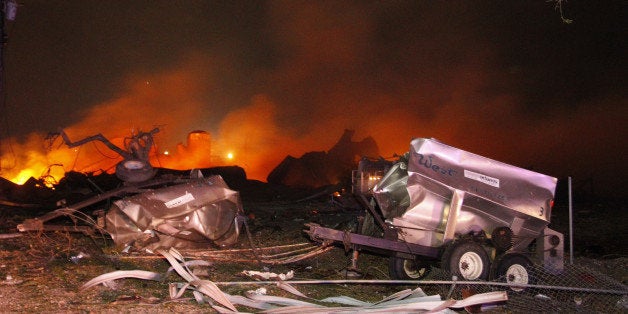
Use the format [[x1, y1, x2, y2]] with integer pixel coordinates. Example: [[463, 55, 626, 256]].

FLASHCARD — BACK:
[[0, 0, 5, 172], [568, 176, 574, 265]]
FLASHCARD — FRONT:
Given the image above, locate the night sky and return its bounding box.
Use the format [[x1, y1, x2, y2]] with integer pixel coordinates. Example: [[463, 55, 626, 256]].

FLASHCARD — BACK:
[[0, 1, 626, 198]]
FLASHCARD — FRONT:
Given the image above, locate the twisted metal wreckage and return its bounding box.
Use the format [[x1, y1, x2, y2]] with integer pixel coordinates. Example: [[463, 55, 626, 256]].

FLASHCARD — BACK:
[[308, 137, 563, 284], [19, 128, 247, 252], [14, 133, 627, 311], [19, 133, 566, 273], [19, 128, 329, 263]]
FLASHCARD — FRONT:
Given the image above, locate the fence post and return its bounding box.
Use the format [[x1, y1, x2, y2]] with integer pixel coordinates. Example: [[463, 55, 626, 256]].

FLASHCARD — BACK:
[[568, 176, 574, 265]]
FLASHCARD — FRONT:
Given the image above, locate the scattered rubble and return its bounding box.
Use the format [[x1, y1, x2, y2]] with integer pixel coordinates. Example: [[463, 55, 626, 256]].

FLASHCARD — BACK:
[[0, 132, 625, 312], [82, 248, 510, 313], [267, 129, 379, 188]]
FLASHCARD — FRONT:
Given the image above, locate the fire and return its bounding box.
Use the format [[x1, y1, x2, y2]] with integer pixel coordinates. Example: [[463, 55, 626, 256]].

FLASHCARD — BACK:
[[0, 122, 265, 186], [12, 169, 37, 185], [368, 174, 382, 181], [0, 61, 413, 187], [1, 60, 396, 187], [154, 130, 213, 170]]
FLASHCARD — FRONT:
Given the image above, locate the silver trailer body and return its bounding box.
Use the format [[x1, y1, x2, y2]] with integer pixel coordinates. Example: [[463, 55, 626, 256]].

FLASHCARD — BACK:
[[373, 138, 557, 251]]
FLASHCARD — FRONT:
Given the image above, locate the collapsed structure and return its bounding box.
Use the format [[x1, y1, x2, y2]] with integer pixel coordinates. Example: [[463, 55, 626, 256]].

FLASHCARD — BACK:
[[268, 129, 379, 188], [15, 131, 563, 289]]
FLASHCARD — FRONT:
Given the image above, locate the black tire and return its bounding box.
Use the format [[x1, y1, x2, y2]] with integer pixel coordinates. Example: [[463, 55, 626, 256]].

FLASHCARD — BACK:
[[442, 241, 490, 280], [494, 253, 535, 291], [115, 159, 156, 182], [389, 257, 431, 280]]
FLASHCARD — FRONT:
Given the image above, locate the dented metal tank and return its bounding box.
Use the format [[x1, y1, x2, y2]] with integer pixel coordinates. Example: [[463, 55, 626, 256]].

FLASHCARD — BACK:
[[105, 175, 244, 252], [372, 138, 557, 251]]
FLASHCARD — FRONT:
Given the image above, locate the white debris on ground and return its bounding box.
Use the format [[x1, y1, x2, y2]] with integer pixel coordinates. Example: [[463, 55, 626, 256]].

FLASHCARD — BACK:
[[82, 248, 508, 313]]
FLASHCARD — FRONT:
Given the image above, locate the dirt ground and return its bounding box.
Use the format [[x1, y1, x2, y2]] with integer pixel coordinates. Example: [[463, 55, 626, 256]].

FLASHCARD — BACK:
[[0, 193, 626, 312]]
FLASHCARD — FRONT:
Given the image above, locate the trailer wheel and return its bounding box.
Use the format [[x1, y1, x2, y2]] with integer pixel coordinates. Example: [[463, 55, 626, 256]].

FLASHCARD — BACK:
[[389, 257, 431, 280], [442, 241, 490, 280], [494, 253, 535, 291]]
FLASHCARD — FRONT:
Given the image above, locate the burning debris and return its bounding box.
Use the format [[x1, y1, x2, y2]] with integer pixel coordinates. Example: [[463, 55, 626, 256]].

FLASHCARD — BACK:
[[1, 133, 626, 312], [0, 175, 55, 208], [48, 127, 160, 183], [267, 129, 379, 188], [160, 130, 214, 169]]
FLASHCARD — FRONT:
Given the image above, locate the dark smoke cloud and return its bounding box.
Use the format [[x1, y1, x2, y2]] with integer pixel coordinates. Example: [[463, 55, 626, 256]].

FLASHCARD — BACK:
[[1, 1, 626, 196]]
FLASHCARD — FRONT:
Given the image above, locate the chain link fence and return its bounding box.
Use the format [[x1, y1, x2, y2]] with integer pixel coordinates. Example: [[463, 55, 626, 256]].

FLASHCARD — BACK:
[[420, 261, 627, 313]]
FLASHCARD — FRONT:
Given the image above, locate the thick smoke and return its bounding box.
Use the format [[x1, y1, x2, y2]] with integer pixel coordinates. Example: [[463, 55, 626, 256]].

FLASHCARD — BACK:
[[0, 1, 625, 196]]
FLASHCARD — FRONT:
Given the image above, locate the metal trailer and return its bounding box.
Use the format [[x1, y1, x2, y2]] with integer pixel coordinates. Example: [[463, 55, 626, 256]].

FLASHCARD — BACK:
[[306, 138, 564, 287]]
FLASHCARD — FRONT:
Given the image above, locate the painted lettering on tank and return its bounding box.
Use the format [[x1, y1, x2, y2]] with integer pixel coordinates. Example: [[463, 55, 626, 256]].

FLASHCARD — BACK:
[[416, 153, 457, 176]]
